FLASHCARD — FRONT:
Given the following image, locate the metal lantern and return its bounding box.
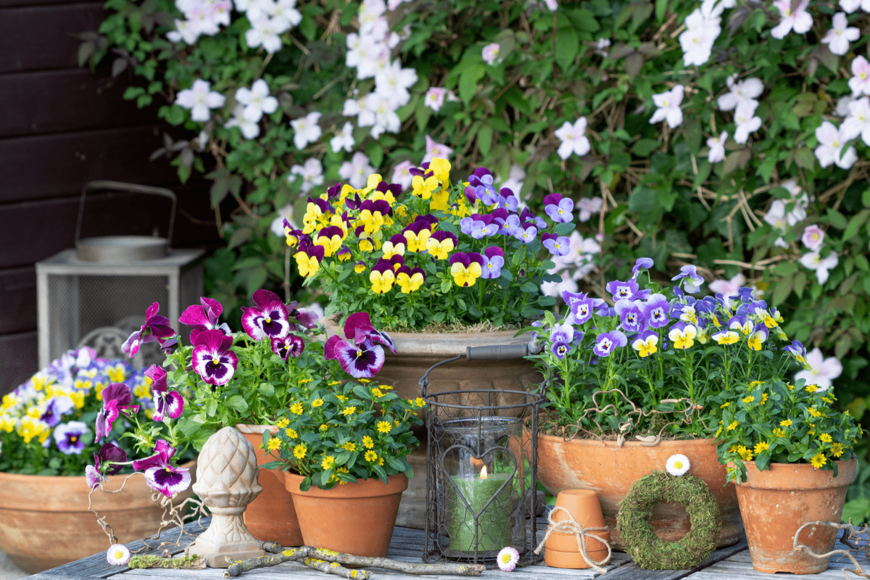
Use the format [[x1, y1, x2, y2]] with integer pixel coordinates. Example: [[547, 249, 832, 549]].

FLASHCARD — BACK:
[[421, 345, 547, 566], [35, 181, 204, 368]]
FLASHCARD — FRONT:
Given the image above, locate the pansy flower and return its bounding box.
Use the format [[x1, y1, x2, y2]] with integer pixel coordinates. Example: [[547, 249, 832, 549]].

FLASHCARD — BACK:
[[121, 302, 176, 357], [495, 213, 521, 236], [369, 260, 396, 294], [747, 323, 768, 351], [324, 319, 386, 378], [314, 225, 345, 257], [549, 319, 574, 344], [241, 289, 291, 341], [468, 168, 498, 205], [481, 247, 504, 279], [551, 342, 570, 359], [336, 246, 352, 262], [668, 322, 697, 350], [606, 279, 639, 301], [426, 231, 456, 259], [643, 294, 670, 328], [544, 193, 574, 223], [283, 219, 306, 248], [54, 421, 89, 455], [86, 443, 127, 489], [343, 312, 396, 353], [402, 222, 431, 252], [562, 291, 605, 324], [754, 306, 779, 329], [95, 383, 139, 440], [412, 174, 439, 199], [497, 188, 519, 212], [594, 331, 628, 357], [145, 364, 184, 422], [133, 440, 191, 498], [514, 224, 537, 244], [40, 395, 74, 427], [286, 300, 319, 330], [728, 314, 752, 335], [784, 340, 808, 365], [615, 299, 648, 333], [631, 330, 659, 357], [671, 265, 705, 293], [464, 185, 478, 205], [382, 234, 407, 259], [520, 207, 547, 230], [542, 233, 570, 256], [712, 329, 740, 345], [354, 260, 366, 273], [357, 200, 391, 233], [449, 252, 483, 287], [192, 329, 239, 386], [396, 266, 425, 294], [295, 243, 325, 277], [271, 335, 305, 361], [632, 257, 654, 277], [179, 297, 231, 345]]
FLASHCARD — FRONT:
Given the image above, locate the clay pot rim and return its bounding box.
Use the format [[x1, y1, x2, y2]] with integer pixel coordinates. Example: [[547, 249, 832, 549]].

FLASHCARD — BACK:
[[733, 458, 857, 490], [236, 423, 279, 435], [284, 471, 408, 498], [537, 432, 717, 449]]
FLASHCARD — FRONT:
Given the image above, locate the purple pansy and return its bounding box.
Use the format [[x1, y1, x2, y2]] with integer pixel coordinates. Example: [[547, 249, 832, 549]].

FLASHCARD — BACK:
[[192, 329, 239, 386], [481, 247, 505, 279], [605, 279, 639, 301], [54, 421, 89, 455], [497, 188, 519, 212], [549, 319, 574, 344], [134, 440, 191, 498], [344, 312, 397, 353], [784, 340, 807, 364], [728, 314, 752, 335], [614, 299, 648, 334], [95, 383, 139, 441], [464, 185, 477, 205], [542, 233, 570, 256], [121, 302, 176, 357], [632, 257, 654, 277], [324, 336, 385, 378], [671, 265, 705, 293], [594, 331, 628, 358], [544, 194, 574, 223], [179, 297, 231, 345], [562, 291, 605, 324], [86, 443, 127, 489], [40, 395, 74, 427], [643, 294, 670, 328], [286, 301, 319, 329], [514, 224, 537, 244], [551, 342, 570, 359], [241, 289, 291, 341], [145, 365, 184, 422], [271, 335, 305, 361], [468, 168, 499, 205], [520, 208, 547, 230]]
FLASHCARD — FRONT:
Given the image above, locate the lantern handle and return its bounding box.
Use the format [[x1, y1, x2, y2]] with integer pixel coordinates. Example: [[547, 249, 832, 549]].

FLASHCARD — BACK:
[[75, 180, 178, 248]]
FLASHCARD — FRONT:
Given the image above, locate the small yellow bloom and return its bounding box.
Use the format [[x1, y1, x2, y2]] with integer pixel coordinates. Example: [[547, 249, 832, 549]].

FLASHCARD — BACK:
[[808, 407, 822, 418], [320, 424, 329, 432], [312, 399, 324, 408], [788, 384, 795, 391], [377, 420, 392, 434], [773, 428, 786, 438], [780, 419, 793, 427], [285, 428, 298, 439], [715, 425, 722, 438], [365, 450, 378, 462], [293, 444, 307, 459], [810, 453, 827, 469], [328, 381, 341, 386], [726, 421, 739, 431], [267, 438, 281, 451], [291, 403, 304, 415], [276, 418, 290, 429], [749, 381, 763, 386], [805, 385, 818, 393], [299, 379, 312, 384], [429, 157, 451, 183], [831, 443, 845, 458], [414, 397, 426, 408], [362, 435, 374, 449], [322, 456, 336, 470], [754, 441, 769, 454], [371, 389, 383, 398], [742, 396, 755, 404], [342, 407, 356, 416], [761, 393, 769, 405], [720, 402, 730, 408], [736, 445, 753, 461], [819, 433, 832, 443], [342, 442, 356, 452], [359, 379, 371, 384]]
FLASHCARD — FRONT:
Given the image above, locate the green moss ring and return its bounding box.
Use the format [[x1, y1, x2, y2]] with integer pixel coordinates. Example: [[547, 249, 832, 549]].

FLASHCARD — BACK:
[[616, 471, 721, 570]]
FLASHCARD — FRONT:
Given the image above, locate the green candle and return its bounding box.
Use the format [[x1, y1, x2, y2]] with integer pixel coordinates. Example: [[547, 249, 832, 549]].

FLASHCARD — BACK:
[[448, 470, 512, 553]]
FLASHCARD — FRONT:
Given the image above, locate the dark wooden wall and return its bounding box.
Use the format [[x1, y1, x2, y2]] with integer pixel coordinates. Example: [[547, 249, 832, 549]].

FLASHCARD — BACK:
[[0, 0, 222, 394]]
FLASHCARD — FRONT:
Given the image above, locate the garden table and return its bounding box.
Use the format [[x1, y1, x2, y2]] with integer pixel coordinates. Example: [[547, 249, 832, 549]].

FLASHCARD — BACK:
[[20, 517, 866, 580]]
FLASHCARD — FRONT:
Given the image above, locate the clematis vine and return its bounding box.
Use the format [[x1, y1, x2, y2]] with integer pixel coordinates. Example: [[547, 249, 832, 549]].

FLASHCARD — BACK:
[[95, 383, 139, 440], [554, 117, 591, 159], [121, 302, 176, 357], [241, 290, 291, 341], [849, 56, 870, 96], [145, 364, 184, 422], [770, 0, 812, 39], [801, 225, 825, 251], [795, 348, 843, 391], [799, 250, 839, 284], [707, 131, 727, 163], [822, 12, 859, 56], [814, 121, 857, 169], [175, 79, 225, 122], [192, 329, 239, 386], [290, 111, 323, 150]]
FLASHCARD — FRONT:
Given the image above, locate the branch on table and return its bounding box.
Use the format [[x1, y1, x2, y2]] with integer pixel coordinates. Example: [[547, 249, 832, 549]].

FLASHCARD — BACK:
[[793, 520, 870, 579]]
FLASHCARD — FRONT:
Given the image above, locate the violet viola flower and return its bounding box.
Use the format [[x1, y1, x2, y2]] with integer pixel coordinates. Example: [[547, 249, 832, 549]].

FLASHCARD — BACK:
[[286, 301, 319, 329], [160, 336, 179, 355], [95, 383, 139, 441], [551, 342, 569, 359], [271, 335, 305, 361], [54, 421, 89, 455], [473, 215, 499, 238], [464, 186, 477, 205], [497, 189, 519, 212], [145, 365, 184, 422], [544, 193, 574, 223], [614, 299, 648, 334], [549, 320, 574, 344], [498, 214, 521, 236], [468, 168, 498, 205], [134, 440, 191, 498], [671, 265, 705, 293], [515, 224, 537, 244], [632, 257, 654, 277], [481, 247, 504, 279], [784, 340, 808, 366], [324, 336, 385, 378], [594, 331, 628, 358], [643, 294, 670, 329], [179, 297, 231, 345], [86, 443, 128, 489], [562, 291, 605, 324], [606, 279, 639, 301], [542, 233, 570, 256], [121, 302, 176, 357], [192, 329, 239, 386], [40, 395, 74, 427], [241, 289, 291, 341]]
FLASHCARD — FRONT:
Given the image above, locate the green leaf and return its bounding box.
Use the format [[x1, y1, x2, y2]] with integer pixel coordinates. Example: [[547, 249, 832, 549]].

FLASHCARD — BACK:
[[772, 274, 793, 306], [554, 222, 576, 236], [520, 282, 538, 293], [226, 395, 249, 414], [512, 246, 526, 267], [459, 64, 485, 103], [826, 208, 849, 230], [555, 26, 579, 71], [632, 139, 660, 157], [843, 210, 870, 241], [257, 383, 275, 398], [655, 0, 668, 21], [478, 125, 493, 156], [372, 463, 388, 484], [794, 147, 816, 170]]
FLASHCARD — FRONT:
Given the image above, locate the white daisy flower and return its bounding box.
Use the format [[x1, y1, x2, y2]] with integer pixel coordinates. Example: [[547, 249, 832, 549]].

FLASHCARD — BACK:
[[666, 454, 691, 476], [106, 544, 131, 566], [497, 546, 520, 571]]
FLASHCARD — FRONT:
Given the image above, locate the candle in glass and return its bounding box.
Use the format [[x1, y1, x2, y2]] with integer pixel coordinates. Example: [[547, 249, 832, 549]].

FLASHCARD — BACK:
[[448, 465, 512, 552]]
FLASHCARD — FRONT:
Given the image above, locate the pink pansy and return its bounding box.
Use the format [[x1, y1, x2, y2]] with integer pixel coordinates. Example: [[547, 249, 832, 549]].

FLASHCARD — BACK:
[[799, 250, 839, 285], [814, 121, 857, 169], [179, 297, 230, 345], [133, 440, 192, 498], [822, 12, 860, 56], [482, 43, 501, 65], [145, 364, 184, 422], [849, 56, 870, 96], [94, 383, 139, 441], [707, 131, 727, 163], [650, 85, 684, 128], [121, 302, 175, 358], [795, 348, 843, 391], [801, 225, 825, 251], [241, 289, 291, 341], [422, 135, 453, 163], [192, 329, 239, 386], [770, 0, 812, 39]]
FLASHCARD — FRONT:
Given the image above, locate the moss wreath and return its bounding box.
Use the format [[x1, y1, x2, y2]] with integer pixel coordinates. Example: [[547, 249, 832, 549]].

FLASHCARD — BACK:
[[616, 471, 721, 570]]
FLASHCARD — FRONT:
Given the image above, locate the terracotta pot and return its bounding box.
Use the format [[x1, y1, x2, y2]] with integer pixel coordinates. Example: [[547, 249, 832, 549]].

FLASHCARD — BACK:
[[323, 316, 540, 530], [735, 459, 857, 574], [285, 472, 408, 557], [545, 490, 610, 569], [237, 424, 303, 547], [536, 434, 740, 550], [0, 460, 195, 574]]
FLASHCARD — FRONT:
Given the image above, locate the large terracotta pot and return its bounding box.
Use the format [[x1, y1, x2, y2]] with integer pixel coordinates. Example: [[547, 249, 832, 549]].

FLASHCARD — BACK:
[[0, 461, 195, 574], [536, 434, 740, 550], [284, 472, 408, 557], [237, 424, 303, 547], [323, 316, 540, 530], [735, 458, 856, 574]]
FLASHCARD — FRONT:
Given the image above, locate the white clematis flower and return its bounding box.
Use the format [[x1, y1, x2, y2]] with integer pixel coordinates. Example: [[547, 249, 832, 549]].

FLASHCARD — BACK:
[[235, 79, 278, 123], [338, 152, 375, 189], [842, 97, 870, 145], [290, 112, 322, 150], [650, 85, 684, 128], [330, 122, 355, 153], [733, 101, 761, 144], [814, 121, 857, 169], [771, 0, 812, 39], [717, 76, 763, 111], [821, 12, 860, 56], [176, 79, 225, 122], [225, 105, 259, 139], [554, 117, 591, 160], [707, 131, 728, 163], [849, 56, 870, 96], [289, 158, 324, 194], [799, 250, 839, 285]]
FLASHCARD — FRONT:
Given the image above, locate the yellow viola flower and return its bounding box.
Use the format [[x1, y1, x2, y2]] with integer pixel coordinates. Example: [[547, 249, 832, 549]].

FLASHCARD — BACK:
[[276, 418, 290, 429], [411, 175, 439, 199], [381, 240, 405, 259], [450, 259, 482, 288], [314, 233, 343, 258], [396, 269, 425, 294], [668, 323, 697, 350], [714, 330, 740, 345], [377, 420, 392, 434], [0, 416, 17, 433], [430, 158, 451, 184], [370, 268, 396, 294], [631, 333, 658, 358], [362, 436, 374, 449], [321, 456, 336, 470], [295, 251, 320, 278], [426, 236, 455, 260], [810, 453, 827, 469], [402, 229, 431, 253], [107, 364, 126, 383], [430, 188, 450, 212]]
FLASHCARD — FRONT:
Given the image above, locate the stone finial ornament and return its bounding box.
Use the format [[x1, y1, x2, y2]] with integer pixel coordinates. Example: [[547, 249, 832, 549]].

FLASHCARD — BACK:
[[186, 427, 266, 567]]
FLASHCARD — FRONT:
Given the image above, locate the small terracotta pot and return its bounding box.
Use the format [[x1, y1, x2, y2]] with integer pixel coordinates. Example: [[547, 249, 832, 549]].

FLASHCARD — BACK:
[[735, 458, 857, 574], [285, 472, 408, 557], [545, 490, 610, 569], [237, 424, 303, 547], [536, 433, 740, 550], [0, 460, 195, 573]]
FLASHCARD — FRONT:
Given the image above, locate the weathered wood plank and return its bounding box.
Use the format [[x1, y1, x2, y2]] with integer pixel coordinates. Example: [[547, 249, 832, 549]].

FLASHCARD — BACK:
[[0, 68, 159, 139], [0, 330, 38, 395], [594, 539, 748, 580], [0, 3, 105, 73]]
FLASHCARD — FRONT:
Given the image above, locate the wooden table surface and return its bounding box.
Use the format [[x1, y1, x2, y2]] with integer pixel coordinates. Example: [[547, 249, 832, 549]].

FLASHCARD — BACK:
[[22, 517, 867, 580]]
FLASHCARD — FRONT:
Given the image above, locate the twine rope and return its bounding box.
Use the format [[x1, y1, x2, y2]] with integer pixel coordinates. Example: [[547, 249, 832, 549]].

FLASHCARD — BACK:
[[533, 506, 612, 573]]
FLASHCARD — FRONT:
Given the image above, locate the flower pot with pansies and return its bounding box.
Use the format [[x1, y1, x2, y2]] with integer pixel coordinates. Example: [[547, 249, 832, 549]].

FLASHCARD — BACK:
[[261, 311, 423, 557], [714, 376, 862, 574], [0, 348, 194, 573], [283, 160, 582, 524], [526, 257, 815, 550]]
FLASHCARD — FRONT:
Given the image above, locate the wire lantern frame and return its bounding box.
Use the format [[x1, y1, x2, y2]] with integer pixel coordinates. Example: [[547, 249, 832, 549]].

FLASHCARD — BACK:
[[420, 345, 548, 567]]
